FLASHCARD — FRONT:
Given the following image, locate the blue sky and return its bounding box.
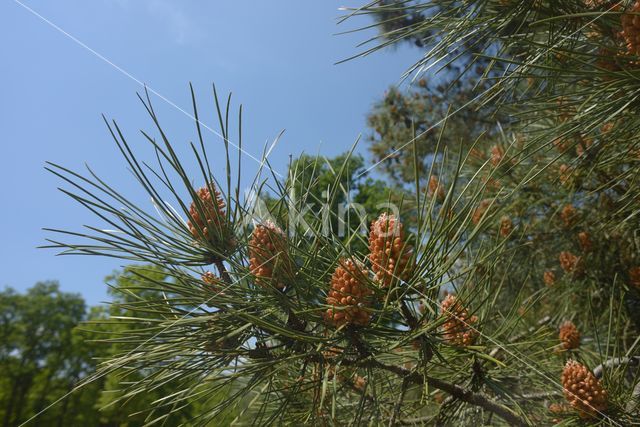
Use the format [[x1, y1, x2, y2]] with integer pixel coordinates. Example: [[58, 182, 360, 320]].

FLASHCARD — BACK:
[[0, 1, 417, 306]]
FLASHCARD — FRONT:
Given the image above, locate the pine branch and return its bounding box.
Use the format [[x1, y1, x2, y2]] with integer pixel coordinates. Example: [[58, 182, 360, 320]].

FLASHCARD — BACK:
[[373, 360, 528, 427], [399, 299, 418, 329], [304, 352, 528, 427], [592, 356, 640, 379], [388, 377, 409, 427], [214, 259, 232, 284]]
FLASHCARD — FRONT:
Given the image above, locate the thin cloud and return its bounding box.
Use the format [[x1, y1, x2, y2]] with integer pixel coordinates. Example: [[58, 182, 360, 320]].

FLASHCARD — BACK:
[[146, 0, 204, 44], [109, 0, 205, 44]]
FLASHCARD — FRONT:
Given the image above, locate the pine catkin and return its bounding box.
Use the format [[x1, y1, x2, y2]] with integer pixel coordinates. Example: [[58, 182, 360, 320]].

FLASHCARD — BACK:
[[187, 183, 233, 252], [559, 251, 583, 276], [544, 270, 556, 287], [249, 221, 291, 289], [559, 164, 572, 186], [561, 360, 608, 418], [368, 213, 414, 287], [440, 294, 479, 346], [202, 271, 222, 291], [622, 1, 640, 57], [559, 320, 580, 350], [324, 258, 372, 327], [472, 199, 492, 225], [560, 204, 578, 228], [490, 144, 505, 166], [499, 215, 512, 237], [427, 175, 445, 202], [577, 231, 593, 252]]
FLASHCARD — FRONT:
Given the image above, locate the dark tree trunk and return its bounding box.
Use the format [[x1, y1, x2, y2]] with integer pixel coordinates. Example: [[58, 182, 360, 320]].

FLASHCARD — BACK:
[[32, 371, 54, 427], [2, 376, 20, 427], [13, 375, 33, 426]]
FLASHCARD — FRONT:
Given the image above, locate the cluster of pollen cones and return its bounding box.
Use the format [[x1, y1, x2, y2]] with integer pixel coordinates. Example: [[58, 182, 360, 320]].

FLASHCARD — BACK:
[[622, 1, 640, 57], [324, 259, 373, 327], [323, 213, 415, 327], [559, 251, 583, 276], [187, 183, 233, 251], [559, 320, 580, 350], [368, 213, 414, 287], [561, 360, 608, 418], [189, 183, 614, 421], [202, 271, 222, 291], [439, 294, 478, 346], [249, 221, 292, 289]]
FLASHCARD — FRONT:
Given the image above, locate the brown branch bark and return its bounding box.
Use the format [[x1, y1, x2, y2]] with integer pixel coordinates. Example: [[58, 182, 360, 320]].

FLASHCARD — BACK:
[[304, 352, 527, 426], [214, 259, 231, 283], [399, 299, 418, 329], [592, 356, 640, 379], [362, 360, 528, 427], [252, 346, 528, 426]]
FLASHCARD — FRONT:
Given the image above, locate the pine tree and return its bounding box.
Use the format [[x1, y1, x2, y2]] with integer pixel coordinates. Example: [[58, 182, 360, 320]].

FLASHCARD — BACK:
[[41, 0, 640, 424]]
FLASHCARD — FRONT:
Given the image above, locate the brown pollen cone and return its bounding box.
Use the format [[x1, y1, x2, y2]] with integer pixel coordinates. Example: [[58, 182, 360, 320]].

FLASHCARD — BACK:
[[561, 360, 608, 418], [490, 144, 505, 166], [427, 175, 445, 202], [554, 137, 570, 153], [560, 204, 578, 228], [249, 221, 291, 289], [324, 259, 372, 327], [187, 183, 232, 250], [548, 402, 569, 414], [622, 1, 640, 57], [499, 215, 512, 237], [578, 231, 593, 252], [559, 320, 580, 350], [601, 122, 615, 134], [202, 271, 222, 292], [585, 0, 620, 9], [352, 375, 367, 391], [559, 164, 572, 186], [472, 199, 491, 225], [368, 213, 414, 287], [544, 270, 556, 287], [469, 147, 485, 160], [440, 294, 479, 346], [559, 251, 583, 276], [575, 136, 593, 157]]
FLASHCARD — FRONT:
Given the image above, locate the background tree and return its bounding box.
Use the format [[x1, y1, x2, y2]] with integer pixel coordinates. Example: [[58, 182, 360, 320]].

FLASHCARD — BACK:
[[271, 153, 406, 247], [0, 269, 236, 427], [94, 265, 238, 426], [0, 282, 94, 427], [363, 0, 506, 186]]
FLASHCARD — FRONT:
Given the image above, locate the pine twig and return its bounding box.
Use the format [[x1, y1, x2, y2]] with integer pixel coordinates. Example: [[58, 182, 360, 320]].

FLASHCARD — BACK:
[[389, 377, 409, 427], [592, 356, 640, 379], [348, 358, 529, 427], [214, 259, 232, 284]]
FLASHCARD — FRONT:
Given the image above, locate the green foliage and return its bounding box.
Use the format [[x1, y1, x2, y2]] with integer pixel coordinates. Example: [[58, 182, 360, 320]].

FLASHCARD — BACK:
[[366, 82, 499, 185], [0, 270, 237, 427], [283, 153, 406, 244], [0, 282, 98, 427], [349, 0, 640, 424], [94, 266, 239, 426], [38, 83, 527, 426], [33, 1, 640, 425]]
